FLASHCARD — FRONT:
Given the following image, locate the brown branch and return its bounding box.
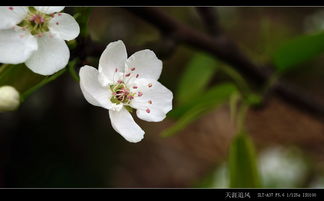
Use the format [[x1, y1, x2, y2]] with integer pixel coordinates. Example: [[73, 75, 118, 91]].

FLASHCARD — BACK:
[[196, 7, 222, 36], [124, 7, 324, 121]]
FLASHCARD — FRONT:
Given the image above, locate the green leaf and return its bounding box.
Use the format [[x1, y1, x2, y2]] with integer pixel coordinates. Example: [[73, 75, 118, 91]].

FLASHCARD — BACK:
[[0, 64, 43, 92], [169, 82, 237, 119], [273, 32, 324, 72], [229, 132, 261, 188], [161, 105, 208, 137], [176, 52, 219, 104], [162, 83, 237, 137]]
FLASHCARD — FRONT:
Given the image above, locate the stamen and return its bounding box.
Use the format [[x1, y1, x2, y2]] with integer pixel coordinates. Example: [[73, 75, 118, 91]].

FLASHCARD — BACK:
[[20, 9, 53, 35], [146, 108, 151, 113], [138, 92, 143, 97], [148, 100, 152, 104], [148, 83, 153, 88], [136, 74, 139, 78], [9, 7, 13, 10], [124, 71, 137, 85], [133, 86, 138, 89], [110, 81, 135, 105], [131, 67, 136, 71]]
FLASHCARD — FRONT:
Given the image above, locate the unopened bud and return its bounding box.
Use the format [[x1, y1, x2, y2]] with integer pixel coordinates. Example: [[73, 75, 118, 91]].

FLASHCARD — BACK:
[[0, 85, 20, 112]]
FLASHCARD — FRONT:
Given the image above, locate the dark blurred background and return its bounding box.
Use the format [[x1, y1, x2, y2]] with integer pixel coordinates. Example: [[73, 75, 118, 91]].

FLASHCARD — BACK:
[[0, 7, 324, 188]]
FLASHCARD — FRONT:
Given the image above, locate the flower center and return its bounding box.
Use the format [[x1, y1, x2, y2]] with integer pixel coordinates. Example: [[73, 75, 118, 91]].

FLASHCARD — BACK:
[[31, 15, 45, 24], [110, 81, 135, 105], [17, 7, 53, 35]]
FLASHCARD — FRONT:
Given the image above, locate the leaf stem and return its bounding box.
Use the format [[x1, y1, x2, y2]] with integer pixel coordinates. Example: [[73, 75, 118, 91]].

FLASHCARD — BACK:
[[20, 68, 66, 102], [219, 64, 253, 98], [68, 58, 80, 82], [236, 103, 249, 133]]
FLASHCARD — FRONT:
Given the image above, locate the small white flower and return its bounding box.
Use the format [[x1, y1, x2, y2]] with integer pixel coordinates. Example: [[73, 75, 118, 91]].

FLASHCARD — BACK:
[[79, 40, 173, 143], [0, 85, 20, 112], [0, 6, 80, 75]]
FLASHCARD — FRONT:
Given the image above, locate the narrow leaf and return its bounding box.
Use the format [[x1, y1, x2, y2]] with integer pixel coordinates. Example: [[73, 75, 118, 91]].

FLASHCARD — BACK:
[[229, 132, 261, 188], [169, 82, 237, 119], [162, 83, 237, 137], [176, 52, 218, 104], [273, 32, 324, 72]]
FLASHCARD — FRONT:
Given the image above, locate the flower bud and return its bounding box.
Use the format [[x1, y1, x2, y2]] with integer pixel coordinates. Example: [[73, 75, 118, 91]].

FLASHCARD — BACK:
[[0, 85, 20, 112]]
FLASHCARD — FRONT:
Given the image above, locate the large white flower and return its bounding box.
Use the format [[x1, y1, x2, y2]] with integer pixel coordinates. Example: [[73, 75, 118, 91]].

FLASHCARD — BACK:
[[79, 40, 173, 143], [0, 6, 80, 75]]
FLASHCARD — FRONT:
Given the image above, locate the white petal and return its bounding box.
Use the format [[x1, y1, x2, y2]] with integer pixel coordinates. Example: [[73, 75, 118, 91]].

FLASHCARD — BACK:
[[130, 78, 173, 122], [79, 65, 113, 110], [0, 6, 28, 30], [109, 107, 145, 143], [49, 13, 80, 41], [125, 49, 162, 80], [0, 28, 37, 64], [99, 40, 127, 82], [25, 33, 69, 75], [34, 6, 65, 14]]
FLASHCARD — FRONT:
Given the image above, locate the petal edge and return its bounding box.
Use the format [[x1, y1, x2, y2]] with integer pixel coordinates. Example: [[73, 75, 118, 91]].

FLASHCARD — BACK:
[[109, 108, 145, 143]]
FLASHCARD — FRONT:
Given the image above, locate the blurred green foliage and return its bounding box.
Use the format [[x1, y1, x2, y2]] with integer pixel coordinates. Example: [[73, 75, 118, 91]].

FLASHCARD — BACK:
[[273, 32, 324, 73], [162, 52, 238, 137], [176, 53, 219, 105], [0, 64, 43, 94], [229, 132, 261, 188], [162, 83, 237, 137]]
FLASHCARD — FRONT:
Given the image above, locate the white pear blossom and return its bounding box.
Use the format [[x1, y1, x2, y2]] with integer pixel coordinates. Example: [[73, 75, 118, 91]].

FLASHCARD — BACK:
[[0, 6, 80, 75], [79, 40, 173, 143], [0, 85, 20, 112]]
